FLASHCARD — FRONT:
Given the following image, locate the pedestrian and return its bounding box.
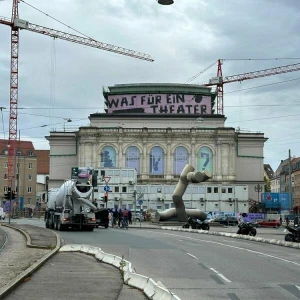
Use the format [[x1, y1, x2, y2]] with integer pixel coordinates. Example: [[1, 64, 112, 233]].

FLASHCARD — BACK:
[[122, 208, 129, 228], [118, 209, 123, 228], [286, 216, 290, 226], [128, 209, 132, 224], [279, 215, 282, 226], [112, 209, 118, 228]]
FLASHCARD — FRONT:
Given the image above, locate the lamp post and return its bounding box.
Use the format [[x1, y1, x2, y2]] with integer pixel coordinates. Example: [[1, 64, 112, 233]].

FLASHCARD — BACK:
[[63, 118, 72, 132], [254, 184, 263, 204], [157, 0, 174, 4]]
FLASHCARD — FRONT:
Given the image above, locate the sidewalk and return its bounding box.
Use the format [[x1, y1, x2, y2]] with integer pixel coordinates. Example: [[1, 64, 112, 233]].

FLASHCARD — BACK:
[[0, 223, 147, 300]]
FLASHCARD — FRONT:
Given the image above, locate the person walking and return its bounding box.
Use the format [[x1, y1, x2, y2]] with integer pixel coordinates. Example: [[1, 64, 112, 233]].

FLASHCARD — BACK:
[[118, 209, 123, 228], [286, 215, 290, 226], [112, 209, 118, 228], [279, 215, 283, 226], [122, 208, 129, 229], [128, 209, 132, 225]]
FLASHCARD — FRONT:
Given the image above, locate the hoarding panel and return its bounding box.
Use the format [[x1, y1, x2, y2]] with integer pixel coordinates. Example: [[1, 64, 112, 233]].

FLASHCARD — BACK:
[[106, 94, 212, 115]]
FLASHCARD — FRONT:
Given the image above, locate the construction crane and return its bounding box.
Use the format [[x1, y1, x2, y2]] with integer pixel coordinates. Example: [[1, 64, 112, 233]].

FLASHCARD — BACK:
[[0, 0, 154, 190], [204, 59, 300, 115]]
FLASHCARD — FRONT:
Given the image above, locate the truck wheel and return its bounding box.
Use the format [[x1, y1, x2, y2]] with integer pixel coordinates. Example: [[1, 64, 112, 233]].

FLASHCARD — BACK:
[[54, 217, 58, 230], [45, 219, 49, 228], [105, 224, 108, 229], [58, 219, 64, 231]]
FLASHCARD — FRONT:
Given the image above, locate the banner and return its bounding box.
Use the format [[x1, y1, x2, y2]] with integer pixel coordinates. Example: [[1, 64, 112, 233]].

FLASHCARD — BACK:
[[106, 93, 212, 115]]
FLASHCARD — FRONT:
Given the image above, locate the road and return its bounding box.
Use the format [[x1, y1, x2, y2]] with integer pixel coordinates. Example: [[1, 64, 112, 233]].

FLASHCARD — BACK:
[[4, 219, 300, 300]]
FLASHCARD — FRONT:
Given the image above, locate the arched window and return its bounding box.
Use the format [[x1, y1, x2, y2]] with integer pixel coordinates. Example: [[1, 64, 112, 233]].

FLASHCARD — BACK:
[[173, 146, 189, 175], [197, 146, 213, 175], [125, 146, 140, 173], [101, 146, 117, 168], [149, 146, 164, 175]]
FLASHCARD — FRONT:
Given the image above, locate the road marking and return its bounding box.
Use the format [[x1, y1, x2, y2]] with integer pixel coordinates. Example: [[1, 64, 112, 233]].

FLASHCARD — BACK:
[[221, 239, 251, 246], [210, 274, 225, 285], [210, 267, 231, 283], [296, 285, 300, 291], [186, 253, 198, 259], [145, 230, 300, 267], [198, 262, 208, 269], [227, 293, 241, 300]]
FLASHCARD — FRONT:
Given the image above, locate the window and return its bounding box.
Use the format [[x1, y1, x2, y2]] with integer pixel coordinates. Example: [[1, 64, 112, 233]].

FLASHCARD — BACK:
[[115, 186, 119, 193], [4, 174, 7, 179], [125, 146, 140, 173], [114, 170, 120, 177], [228, 187, 233, 193], [17, 162, 20, 168], [29, 174, 32, 181], [173, 146, 189, 175], [122, 186, 127, 193], [3, 186, 8, 192], [3, 149, 8, 155], [16, 174, 19, 180], [28, 163, 32, 169], [28, 151, 34, 156], [214, 187, 218, 193], [101, 146, 117, 167], [222, 188, 226, 193], [17, 150, 22, 156], [27, 186, 32, 193], [207, 187, 212, 193], [149, 146, 164, 175], [4, 162, 8, 168], [197, 146, 213, 174]]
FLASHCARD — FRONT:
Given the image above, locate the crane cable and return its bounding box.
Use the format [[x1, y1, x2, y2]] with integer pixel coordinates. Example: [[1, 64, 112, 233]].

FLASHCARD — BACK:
[[20, 0, 96, 40]]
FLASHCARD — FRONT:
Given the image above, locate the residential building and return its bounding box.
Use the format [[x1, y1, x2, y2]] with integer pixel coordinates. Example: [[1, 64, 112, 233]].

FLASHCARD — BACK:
[[0, 139, 37, 208], [36, 150, 50, 208]]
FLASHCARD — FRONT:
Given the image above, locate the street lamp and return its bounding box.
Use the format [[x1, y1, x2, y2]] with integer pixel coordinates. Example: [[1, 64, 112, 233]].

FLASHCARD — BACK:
[[254, 184, 263, 203], [63, 118, 72, 132], [157, 0, 174, 4]]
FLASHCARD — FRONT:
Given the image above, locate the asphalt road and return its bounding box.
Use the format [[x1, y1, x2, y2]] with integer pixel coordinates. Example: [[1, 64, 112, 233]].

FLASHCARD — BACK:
[[56, 227, 300, 300], [4, 219, 300, 300]]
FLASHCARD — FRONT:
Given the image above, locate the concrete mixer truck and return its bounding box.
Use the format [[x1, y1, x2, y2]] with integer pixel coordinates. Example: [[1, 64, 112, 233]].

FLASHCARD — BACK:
[[45, 178, 97, 231]]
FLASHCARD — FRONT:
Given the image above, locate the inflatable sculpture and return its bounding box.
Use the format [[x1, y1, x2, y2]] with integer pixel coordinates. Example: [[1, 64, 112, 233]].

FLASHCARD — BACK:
[[155, 164, 211, 222]]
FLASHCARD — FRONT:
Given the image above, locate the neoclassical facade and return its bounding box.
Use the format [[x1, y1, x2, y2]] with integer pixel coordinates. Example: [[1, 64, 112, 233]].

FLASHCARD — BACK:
[[46, 83, 268, 204]]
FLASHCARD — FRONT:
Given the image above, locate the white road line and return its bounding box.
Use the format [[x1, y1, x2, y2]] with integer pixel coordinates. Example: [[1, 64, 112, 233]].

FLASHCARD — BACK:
[[210, 267, 231, 283], [221, 239, 251, 246], [186, 253, 198, 259], [144, 230, 300, 267], [296, 285, 300, 291]]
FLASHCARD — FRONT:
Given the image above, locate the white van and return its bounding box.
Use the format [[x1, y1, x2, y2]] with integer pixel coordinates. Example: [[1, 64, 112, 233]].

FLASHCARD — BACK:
[[0, 208, 5, 220]]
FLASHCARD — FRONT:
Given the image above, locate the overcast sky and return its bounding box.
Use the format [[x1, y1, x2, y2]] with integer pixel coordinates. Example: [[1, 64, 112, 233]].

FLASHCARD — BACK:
[[1, 0, 300, 172]]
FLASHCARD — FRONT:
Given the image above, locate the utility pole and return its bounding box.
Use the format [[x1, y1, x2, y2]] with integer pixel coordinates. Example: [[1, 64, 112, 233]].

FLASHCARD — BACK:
[[289, 149, 293, 213]]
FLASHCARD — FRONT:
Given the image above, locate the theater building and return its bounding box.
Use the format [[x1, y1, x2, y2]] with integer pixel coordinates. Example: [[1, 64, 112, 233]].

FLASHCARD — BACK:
[[46, 83, 267, 212]]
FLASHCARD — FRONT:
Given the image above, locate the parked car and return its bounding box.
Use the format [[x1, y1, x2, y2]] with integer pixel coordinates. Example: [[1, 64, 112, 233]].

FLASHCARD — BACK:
[[0, 208, 5, 220], [255, 219, 280, 228], [219, 217, 238, 226], [95, 208, 109, 228]]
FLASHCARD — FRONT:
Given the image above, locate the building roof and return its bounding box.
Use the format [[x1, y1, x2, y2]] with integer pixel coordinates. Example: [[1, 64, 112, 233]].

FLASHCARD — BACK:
[[36, 150, 50, 174], [0, 139, 35, 156], [103, 83, 215, 97], [264, 164, 274, 179]]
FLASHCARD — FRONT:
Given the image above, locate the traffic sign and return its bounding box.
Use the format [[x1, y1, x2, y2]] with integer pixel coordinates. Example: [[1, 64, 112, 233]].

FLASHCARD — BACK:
[[104, 186, 110, 192], [138, 200, 143, 205]]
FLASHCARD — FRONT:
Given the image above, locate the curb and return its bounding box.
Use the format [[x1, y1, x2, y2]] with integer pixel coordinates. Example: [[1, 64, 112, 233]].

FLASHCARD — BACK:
[[60, 244, 181, 300], [0, 224, 56, 249], [159, 227, 300, 249], [0, 226, 61, 300]]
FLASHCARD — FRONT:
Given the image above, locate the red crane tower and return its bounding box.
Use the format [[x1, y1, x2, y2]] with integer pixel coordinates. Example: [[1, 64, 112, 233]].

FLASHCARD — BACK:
[[0, 0, 154, 190], [205, 59, 300, 115]]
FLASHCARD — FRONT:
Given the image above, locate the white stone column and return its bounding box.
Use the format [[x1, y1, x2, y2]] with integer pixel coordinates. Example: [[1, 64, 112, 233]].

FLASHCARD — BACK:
[[215, 140, 222, 181], [229, 141, 236, 180], [191, 141, 195, 167], [166, 141, 171, 179]]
